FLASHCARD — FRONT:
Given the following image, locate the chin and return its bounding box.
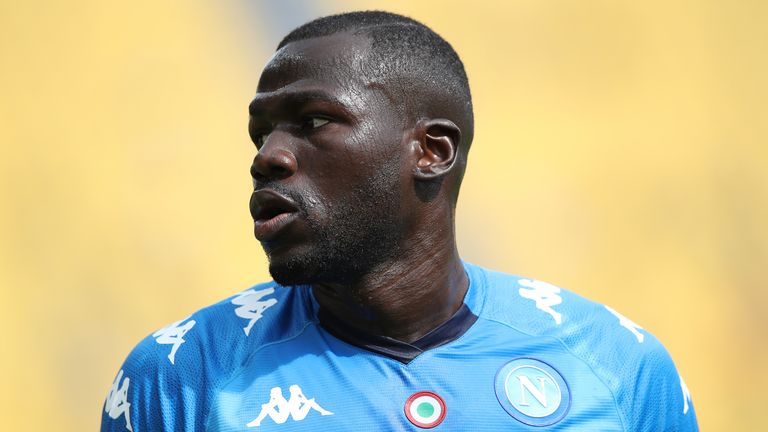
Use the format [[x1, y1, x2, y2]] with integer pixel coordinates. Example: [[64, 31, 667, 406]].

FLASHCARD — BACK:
[[268, 262, 315, 286], [265, 247, 323, 286], [266, 248, 360, 287]]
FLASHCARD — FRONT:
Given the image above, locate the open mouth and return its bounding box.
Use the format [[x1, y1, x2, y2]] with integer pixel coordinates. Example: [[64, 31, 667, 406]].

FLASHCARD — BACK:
[[250, 189, 300, 241]]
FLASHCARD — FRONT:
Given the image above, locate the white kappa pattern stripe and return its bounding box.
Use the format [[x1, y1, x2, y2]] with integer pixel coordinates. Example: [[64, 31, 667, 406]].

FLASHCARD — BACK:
[[105, 369, 133, 431], [518, 279, 564, 325], [232, 287, 279, 336], [152, 316, 196, 364], [604, 305, 645, 343]]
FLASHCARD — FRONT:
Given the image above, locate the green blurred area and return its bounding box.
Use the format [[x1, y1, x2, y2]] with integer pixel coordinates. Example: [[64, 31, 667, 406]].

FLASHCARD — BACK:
[[1, 0, 766, 430]]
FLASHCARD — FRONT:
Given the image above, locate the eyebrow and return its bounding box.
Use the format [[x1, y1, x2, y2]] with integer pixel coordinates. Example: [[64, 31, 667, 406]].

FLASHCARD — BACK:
[[248, 90, 350, 117]]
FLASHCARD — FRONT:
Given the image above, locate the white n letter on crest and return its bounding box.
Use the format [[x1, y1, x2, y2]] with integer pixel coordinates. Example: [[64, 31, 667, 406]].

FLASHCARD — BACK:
[[517, 375, 549, 407]]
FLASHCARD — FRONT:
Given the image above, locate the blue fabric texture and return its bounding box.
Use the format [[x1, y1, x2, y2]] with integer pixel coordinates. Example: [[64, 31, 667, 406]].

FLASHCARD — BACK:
[[101, 262, 698, 431]]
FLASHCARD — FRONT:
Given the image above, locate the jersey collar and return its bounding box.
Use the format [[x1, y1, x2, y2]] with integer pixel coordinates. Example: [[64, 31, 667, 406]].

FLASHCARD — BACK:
[[318, 303, 477, 364], [313, 262, 484, 364]]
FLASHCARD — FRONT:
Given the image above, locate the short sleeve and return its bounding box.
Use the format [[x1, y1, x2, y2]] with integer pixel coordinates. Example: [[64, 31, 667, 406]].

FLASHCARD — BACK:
[[625, 341, 698, 431], [100, 317, 207, 432]]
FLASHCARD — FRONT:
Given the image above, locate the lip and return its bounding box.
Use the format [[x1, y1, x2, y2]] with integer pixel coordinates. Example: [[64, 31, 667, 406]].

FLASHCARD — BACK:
[[250, 189, 300, 241]]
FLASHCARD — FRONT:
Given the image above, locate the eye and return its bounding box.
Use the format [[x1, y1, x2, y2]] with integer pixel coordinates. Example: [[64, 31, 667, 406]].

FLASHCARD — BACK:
[[304, 116, 330, 129]]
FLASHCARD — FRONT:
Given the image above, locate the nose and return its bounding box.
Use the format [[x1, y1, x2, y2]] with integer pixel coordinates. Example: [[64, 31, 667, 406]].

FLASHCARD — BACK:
[[250, 138, 298, 182]]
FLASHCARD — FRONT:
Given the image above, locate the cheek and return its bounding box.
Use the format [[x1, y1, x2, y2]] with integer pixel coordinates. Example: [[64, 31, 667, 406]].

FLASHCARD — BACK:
[[345, 122, 405, 172], [301, 141, 381, 187], [295, 118, 406, 207]]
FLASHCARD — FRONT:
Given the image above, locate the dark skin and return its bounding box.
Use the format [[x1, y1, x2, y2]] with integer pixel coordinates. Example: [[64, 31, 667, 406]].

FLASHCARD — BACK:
[[248, 33, 468, 343]]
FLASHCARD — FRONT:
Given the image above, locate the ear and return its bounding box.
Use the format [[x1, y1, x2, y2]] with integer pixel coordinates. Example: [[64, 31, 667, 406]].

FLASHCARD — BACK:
[[413, 118, 462, 180]]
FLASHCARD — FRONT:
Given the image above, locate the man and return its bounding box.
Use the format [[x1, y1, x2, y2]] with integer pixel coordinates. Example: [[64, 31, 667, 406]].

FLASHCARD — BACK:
[[102, 11, 698, 431]]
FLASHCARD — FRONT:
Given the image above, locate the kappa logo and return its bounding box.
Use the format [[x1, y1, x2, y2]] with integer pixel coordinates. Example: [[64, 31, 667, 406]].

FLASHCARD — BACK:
[[247, 385, 333, 427], [152, 316, 196, 364], [232, 287, 279, 336], [105, 369, 133, 431], [680, 376, 692, 415], [495, 358, 570, 427], [518, 279, 564, 325], [605, 305, 645, 343]]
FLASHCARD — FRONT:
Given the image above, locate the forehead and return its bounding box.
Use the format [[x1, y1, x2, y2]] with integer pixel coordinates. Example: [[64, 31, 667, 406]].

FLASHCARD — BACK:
[[257, 33, 373, 94]]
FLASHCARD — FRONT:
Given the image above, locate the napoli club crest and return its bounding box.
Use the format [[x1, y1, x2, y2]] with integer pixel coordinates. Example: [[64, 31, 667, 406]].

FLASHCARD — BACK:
[[494, 358, 570, 426]]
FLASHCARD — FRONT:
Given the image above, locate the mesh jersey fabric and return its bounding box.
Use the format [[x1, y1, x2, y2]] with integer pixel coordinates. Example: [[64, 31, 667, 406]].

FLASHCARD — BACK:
[[101, 262, 698, 431]]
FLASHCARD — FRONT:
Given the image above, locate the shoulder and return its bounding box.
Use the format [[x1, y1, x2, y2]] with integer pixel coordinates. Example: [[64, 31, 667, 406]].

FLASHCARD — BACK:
[[143, 281, 308, 369], [467, 264, 698, 431], [101, 282, 313, 432]]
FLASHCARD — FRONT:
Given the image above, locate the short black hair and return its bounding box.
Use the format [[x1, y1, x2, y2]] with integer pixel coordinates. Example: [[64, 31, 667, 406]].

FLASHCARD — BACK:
[[277, 11, 474, 150]]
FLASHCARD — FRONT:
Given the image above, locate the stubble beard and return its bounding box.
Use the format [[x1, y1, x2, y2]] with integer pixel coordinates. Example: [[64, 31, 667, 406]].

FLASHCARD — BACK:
[[266, 164, 404, 287]]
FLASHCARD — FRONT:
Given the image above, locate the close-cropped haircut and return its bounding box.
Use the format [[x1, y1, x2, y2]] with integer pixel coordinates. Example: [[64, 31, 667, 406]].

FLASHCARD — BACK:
[[277, 11, 474, 148]]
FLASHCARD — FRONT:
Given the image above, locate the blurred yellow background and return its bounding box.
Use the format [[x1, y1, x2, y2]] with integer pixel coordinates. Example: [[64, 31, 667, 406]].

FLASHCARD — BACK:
[[1, 0, 765, 430]]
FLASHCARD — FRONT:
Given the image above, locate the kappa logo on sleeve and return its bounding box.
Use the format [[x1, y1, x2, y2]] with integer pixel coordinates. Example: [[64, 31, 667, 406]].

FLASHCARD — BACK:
[[247, 385, 333, 427], [517, 279, 564, 325], [232, 287, 279, 336], [105, 369, 133, 431], [152, 316, 196, 364], [680, 376, 692, 415], [605, 305, 645, 343]]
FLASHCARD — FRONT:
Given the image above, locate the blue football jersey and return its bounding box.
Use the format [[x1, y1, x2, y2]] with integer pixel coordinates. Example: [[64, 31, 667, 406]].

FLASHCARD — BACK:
[[101, 262, 698, 431]]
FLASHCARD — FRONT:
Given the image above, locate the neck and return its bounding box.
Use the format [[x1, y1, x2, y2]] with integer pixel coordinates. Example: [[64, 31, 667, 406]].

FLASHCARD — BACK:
[[312, 225, 468, 343]]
